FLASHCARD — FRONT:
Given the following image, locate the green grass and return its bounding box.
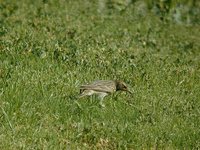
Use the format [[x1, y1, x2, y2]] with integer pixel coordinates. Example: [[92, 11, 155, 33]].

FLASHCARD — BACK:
[[0, 0, 200, 149]]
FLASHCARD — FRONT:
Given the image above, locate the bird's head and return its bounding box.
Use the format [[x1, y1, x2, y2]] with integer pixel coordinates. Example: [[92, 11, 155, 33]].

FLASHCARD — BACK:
[[115, 80, 132, 94]]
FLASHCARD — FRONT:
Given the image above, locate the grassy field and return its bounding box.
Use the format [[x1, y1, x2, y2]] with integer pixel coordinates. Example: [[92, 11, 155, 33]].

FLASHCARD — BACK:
[[0, 0, 200, 149]]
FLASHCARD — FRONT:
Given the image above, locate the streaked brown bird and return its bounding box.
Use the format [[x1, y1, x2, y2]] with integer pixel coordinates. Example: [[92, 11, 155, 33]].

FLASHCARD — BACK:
[[79, 80, 132, 107]]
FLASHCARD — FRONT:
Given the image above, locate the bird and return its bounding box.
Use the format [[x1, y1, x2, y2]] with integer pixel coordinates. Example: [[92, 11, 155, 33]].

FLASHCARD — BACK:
[[79, 80, 132, 107]]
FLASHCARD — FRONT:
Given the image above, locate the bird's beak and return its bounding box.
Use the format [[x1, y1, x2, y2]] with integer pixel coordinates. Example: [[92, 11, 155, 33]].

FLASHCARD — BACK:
[[126, 89, 133, 94]]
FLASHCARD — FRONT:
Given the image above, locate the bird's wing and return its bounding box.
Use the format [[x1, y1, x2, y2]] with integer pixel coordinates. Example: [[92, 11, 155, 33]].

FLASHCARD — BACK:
[[80, 85, 113, 93], [80, 81, 116, 93]]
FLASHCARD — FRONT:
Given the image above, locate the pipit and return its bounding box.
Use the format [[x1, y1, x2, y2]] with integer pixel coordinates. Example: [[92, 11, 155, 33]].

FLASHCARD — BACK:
[[79, 80, 132, 107]]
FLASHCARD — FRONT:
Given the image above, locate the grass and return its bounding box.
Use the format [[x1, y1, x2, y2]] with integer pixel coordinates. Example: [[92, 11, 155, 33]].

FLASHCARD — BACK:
[[0, 0, 200, 149]]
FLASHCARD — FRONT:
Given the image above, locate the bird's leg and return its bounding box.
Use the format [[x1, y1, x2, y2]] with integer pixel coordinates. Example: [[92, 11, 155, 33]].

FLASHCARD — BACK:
[[99, 99, 105, 108], [98, 93, 107, 108]]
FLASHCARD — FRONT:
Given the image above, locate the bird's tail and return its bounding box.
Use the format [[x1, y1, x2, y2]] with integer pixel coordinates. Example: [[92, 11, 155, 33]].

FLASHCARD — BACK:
[[78, 89, 85, 99], [79, 89, 92, 99], [79, 94, 86, 99]]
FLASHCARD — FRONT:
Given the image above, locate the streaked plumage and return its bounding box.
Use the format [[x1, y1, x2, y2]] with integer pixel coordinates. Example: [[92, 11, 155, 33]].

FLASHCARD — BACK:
[[79, 80, 131, 107]]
